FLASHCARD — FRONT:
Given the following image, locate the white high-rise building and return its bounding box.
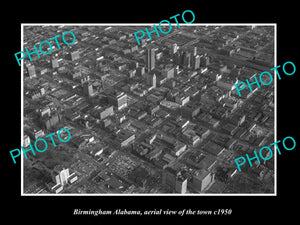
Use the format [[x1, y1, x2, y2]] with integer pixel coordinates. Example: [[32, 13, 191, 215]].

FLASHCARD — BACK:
[[53, 167, 74, 186]]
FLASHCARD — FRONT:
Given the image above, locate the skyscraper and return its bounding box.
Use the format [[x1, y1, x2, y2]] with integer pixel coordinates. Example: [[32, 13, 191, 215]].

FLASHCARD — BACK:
[[146, 48, 155, 72], [53, 167, 70, 186], [136, 66, 145, 77], [199, 54, 210, 67], [193, 46, 197, 56], [147, 73, 156, 88], [48, 166, 78, 193], [107, 91, 127, 111], [193, 55, 200, 70], [83, 82, 94, 97], [183, 51, 191, 69]]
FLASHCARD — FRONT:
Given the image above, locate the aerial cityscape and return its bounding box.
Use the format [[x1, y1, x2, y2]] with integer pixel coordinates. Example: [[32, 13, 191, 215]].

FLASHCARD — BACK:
[[22, 24, 275, 194]]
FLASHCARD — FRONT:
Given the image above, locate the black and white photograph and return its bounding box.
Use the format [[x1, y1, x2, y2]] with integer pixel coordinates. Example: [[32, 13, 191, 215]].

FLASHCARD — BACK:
[[3, 3, 298, 223], [21, 24, 276, 195]]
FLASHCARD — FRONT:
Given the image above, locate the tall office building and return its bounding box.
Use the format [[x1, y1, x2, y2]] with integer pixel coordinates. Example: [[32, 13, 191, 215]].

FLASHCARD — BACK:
[[174, 51, 182, 65], [146, 48, 155, 72], [162, 66, 175, 79], [193, 46, 197, 56], [44, 113, 62, 130], [108, 91, 127, 111], [176, 50, 191, 69], [147, 73, 156, 88], [83, 82, 94, 97], [54, 167, 70, 186], [136, 66, 145, 77], [48, 166, 78, 193], [193, 55, 200, 70], [183, 51, 191, 69], [199, 54, 210, 67], [116, 92, 127, 111], [99, 106, 114, 120]]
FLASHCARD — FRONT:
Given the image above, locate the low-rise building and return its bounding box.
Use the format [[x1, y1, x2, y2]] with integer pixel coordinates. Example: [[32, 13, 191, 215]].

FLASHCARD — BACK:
[[203, 141, 225, 157], [116, 129, 135, 147], [182, 129, 200, 146], [192, 169, 214, 192]]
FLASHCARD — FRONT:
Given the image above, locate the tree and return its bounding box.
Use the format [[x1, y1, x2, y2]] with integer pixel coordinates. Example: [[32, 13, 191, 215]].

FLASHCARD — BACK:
[[215, 166, 229, 183]]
